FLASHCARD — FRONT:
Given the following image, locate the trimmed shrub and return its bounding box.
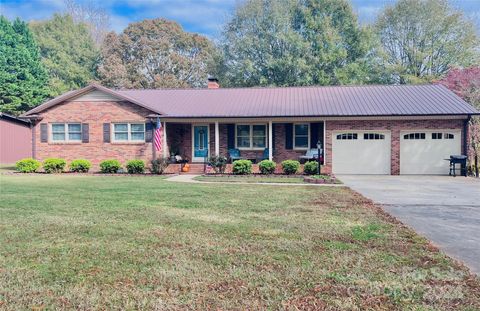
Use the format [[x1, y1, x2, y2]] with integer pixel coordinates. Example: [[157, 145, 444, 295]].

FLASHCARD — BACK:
[[304, 161, 319, 175], [69, 159, 91, 173], [126, 160, 145, 174], [99, 159, 122, 173], [43, 158, 66, 173], [15, 158, 41, 173], [258, 160, 276, 174], [207, 155, 228, 174], [281, 160, 300, 175], [232, 159, 252, 175], [150, 157, 169, 174]]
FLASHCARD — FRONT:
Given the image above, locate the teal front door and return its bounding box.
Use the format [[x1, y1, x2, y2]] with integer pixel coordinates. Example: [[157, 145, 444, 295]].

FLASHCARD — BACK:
[[193, 125, 209, 162]]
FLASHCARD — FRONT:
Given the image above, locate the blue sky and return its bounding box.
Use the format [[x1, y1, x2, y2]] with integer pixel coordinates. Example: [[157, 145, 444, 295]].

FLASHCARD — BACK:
[[1, 0, 479, 37]]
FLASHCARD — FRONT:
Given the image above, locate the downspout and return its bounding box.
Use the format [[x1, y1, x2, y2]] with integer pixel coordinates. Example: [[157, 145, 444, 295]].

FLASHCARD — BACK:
[[31, 120, 36, 159], [464, 115, 471, 156], [463, 115, 471, 177]]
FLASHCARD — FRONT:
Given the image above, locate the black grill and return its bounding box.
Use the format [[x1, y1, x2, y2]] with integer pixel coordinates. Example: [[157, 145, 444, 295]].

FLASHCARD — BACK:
[[448, 155, 467, 177]]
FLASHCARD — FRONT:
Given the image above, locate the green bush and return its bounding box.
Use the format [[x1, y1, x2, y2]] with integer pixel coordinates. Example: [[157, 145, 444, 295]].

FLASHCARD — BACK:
[[43, 158, 66, 173], [258, 160, 276, 174], [207, 155, 228, 174], [232, 159, 252, 175], [303, 161, 319, 175], [15, 158, 41, 173], [126, 160, 145, 174], [281, 160, 300, 175], [150, 157, 169, 174], [69, 159, 91, 173], [99, 159, 122, 173]]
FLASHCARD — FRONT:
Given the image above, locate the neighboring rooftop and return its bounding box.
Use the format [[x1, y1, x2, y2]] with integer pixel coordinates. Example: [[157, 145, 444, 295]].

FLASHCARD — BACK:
[[0, 112, 30, 126], [23, 83, 479, 118]]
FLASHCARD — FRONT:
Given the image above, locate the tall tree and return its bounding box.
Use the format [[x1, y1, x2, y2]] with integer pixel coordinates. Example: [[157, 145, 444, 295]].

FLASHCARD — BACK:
[[438, 67, 480, 176], [438, 67, 480, 109], [220, 0, 376, 87], [97, 18, 217, 89], [30, 14, 99, 96], [64, 0, 110, 46], [0, 16, 50, 115], [375, 0, 479, 84]]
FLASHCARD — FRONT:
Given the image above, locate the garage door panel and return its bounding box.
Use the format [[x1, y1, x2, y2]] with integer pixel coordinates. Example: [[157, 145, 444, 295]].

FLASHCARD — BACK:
[[332, 131, 391, 175], [400, 130, 460, 175]]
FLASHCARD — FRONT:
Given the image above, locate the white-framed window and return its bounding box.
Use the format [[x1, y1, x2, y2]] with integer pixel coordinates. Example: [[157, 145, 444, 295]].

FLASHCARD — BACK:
[[444, 133, 455, 139], [403, 133, 425, 140], [235, 124, 267, 149], [113, 123, 145, 142], [51, 123, 81, 142], [294, 124, 309, 149], [336, 133, 358, 140], [364, 133, 385, 140], [432, 132, 455, 140]]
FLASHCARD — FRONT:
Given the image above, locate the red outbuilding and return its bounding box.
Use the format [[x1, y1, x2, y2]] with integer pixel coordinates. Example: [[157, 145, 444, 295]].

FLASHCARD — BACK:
[[0, 113, 31, 164]]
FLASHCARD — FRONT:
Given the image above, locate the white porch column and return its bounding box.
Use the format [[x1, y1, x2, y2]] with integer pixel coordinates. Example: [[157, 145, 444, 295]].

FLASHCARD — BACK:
[[215, 121, 220, 156], [268, 121, 273, 161], [162, 121, 167, 158]]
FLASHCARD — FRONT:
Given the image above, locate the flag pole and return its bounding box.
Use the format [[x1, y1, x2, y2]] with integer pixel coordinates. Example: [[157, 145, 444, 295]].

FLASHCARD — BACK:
[[152, 118, 157, 160]]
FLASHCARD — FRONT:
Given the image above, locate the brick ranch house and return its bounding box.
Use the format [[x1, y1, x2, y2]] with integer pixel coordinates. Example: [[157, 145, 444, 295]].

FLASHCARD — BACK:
[[21, 82, 479, 175]]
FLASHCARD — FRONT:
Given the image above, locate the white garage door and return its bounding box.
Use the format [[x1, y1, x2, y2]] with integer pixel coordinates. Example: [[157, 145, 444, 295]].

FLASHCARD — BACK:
[[332, 131, 391, 174], [400, 130, 461, 175]]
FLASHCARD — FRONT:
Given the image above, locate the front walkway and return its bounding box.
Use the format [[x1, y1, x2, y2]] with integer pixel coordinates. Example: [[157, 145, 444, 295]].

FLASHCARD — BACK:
[[340, 175, 480, 274]]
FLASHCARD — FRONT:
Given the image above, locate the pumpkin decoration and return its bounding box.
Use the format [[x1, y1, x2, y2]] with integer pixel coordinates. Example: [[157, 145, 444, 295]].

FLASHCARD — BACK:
[[182, 163, 190, 172]]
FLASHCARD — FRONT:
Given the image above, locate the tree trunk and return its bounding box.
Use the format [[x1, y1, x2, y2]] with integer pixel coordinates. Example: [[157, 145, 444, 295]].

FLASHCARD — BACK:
[[475, 154, 479, 178]]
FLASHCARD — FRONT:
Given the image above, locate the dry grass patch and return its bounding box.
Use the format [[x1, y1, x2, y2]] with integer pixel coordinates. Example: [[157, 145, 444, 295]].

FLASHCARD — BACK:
[[0, 174, 479, 310]]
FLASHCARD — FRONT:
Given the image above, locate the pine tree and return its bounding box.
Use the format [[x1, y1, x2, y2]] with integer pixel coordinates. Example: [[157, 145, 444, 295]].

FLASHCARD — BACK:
[[0, 16, 50, 115]]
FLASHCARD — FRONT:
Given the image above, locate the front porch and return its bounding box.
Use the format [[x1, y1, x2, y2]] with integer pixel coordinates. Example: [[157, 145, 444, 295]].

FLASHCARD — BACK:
[[158, 119, 326, 171]]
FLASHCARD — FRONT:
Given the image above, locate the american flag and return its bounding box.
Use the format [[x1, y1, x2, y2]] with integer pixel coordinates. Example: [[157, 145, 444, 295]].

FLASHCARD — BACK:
[[154, 117, 162, 152]]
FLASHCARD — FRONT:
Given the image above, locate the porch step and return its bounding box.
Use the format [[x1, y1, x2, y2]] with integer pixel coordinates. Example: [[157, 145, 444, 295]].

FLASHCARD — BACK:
[[179, 164, 206, 174]]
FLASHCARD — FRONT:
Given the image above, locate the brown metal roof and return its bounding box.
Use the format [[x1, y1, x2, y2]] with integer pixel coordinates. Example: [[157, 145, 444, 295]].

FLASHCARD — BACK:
[[23, 83, 479, 118], [118, 84, 478, 117]]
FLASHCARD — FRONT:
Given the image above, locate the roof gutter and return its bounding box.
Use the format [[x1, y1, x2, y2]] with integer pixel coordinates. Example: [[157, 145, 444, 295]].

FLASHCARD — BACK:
[[0, 112, 31, 126]]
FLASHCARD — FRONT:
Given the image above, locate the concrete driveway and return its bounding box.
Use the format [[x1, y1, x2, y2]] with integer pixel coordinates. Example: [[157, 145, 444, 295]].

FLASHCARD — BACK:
[[340, 175, 480, 274]]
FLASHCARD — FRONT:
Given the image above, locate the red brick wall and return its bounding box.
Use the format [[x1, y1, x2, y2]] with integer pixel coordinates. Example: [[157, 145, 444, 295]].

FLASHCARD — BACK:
[[34, 99, 466, 176], [325, 119, 464, 175], [167, 123, 190, 159], [34, 101, 154, 171]]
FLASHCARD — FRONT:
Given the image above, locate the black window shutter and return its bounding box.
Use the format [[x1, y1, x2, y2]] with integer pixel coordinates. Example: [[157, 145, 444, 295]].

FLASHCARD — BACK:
[[145, 122, 153, 142], [82, 123, 89, 143], [103, 123, 111, 143], [285, 123, 293, 149], [227, 124, 235, 149], [272, 123, 276, 151], [40, 123, 48, 143], [310, 122, 319, 148]]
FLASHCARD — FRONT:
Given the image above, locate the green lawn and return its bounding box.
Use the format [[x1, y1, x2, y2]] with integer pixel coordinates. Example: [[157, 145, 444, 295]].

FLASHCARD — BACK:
[[193, 175, 307, 183], [1, 175, 479, 310], [0, 165, 15, 174]]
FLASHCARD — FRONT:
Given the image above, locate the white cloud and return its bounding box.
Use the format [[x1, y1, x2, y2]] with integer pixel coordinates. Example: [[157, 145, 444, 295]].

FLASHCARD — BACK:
[[1, 0, 477, 37]]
